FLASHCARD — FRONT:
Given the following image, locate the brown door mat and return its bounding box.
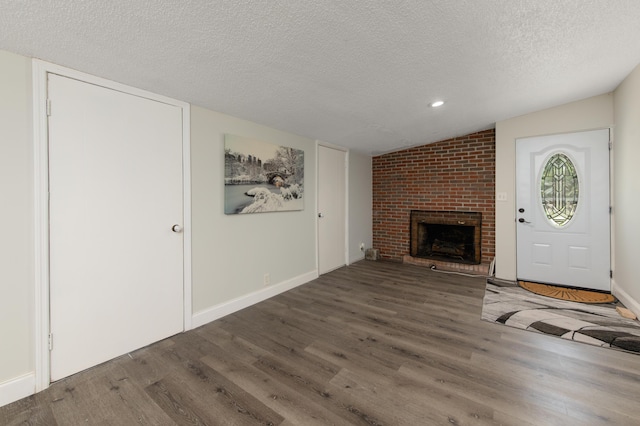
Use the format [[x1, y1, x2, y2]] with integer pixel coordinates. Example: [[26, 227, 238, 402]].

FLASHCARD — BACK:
[[518, 280, 616, 304]]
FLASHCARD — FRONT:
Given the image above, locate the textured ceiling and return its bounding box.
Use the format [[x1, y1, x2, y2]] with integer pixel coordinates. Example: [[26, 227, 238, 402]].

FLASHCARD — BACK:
[[2, 1, 640, 155]]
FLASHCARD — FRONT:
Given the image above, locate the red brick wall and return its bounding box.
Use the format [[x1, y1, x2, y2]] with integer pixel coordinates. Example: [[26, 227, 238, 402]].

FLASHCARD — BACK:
[[372, 129, 495, 264]]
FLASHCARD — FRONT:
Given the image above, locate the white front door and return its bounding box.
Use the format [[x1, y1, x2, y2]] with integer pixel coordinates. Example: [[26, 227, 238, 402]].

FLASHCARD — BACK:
[[48, 74, 185, 381], [318, 145, 346, 274], [516, 129, 610, 291]]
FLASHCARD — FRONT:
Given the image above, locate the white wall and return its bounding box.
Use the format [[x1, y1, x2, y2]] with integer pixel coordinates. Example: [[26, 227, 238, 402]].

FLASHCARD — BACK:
[[190, 106, 318, 323], [348, 150, 372, 263], [612, 63, 640, 314], [495, 94, 614, 281], [0, 50, 33, 402]]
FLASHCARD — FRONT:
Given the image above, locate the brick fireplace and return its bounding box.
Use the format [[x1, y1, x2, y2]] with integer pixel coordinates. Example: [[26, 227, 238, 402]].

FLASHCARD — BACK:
[[372, 129, 495, 274]]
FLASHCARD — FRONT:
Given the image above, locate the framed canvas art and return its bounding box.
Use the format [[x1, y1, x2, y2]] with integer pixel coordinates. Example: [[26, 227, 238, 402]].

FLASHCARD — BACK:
[[224, 134, 304, 214]]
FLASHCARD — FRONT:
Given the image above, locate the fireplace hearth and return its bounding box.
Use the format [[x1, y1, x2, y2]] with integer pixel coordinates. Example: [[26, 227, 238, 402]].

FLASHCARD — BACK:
[[410, 210, 482, 264]]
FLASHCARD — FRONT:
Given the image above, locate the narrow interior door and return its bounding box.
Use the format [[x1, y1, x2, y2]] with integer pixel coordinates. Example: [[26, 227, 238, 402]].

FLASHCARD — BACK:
[[318, 146, 346, 274], [48, 74, 184, 381]]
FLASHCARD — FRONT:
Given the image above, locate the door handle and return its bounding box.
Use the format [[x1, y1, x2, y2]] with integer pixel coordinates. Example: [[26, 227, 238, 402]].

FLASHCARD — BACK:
[[318, 213, 324, 218], [172, 224, 183, 233], [518, 218, 531, 224]]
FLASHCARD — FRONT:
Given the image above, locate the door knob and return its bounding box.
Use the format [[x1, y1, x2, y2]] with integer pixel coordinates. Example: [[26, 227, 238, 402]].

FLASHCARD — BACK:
[[318, 213, 324, 218], [518, 218, 531, 224], [172, 224, 183, 233]]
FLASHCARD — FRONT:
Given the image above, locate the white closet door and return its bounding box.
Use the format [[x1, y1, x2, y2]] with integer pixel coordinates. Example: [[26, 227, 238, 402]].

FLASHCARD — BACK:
[[48, 74, 184, 381], [318, 145, 347, 274]]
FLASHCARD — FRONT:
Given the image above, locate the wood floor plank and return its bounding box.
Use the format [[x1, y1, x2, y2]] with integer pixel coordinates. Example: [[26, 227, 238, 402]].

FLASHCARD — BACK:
[[251, 354, 386, 425], [217, 317, 343, 385], [157, 342, 286, 425], [329, 366, 498, 426], [195, 323, 268, 365], [145, 378, 212, 425], [397, 358, 579, 426], [115, 340, 182, 388], [306, 341, 499, 425], [88, 372, 177, 425], [46, 374, 116, 424], [0, 394, 58, 426], [200, 344, 350, 426], [147, 360, 285, 425], [469, 351, 638, 424], [3, 260, 640, 425]]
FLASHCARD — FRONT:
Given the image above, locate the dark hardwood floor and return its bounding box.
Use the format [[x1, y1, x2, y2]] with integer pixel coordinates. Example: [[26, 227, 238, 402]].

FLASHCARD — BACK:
[[3, 260, 640, 425]]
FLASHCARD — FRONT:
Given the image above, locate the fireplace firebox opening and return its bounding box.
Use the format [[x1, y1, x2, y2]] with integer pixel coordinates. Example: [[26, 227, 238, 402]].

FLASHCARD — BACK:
[[410, 210, 481, 264]]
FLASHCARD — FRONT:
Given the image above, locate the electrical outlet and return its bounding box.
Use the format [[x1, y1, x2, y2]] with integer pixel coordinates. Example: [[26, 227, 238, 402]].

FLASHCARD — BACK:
[[263, 273, 270, 286], [360, 243, 365, 251]]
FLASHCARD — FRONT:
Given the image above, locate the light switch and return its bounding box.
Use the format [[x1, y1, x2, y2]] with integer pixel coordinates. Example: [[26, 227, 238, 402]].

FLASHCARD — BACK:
[[496, 192, 508, 201]]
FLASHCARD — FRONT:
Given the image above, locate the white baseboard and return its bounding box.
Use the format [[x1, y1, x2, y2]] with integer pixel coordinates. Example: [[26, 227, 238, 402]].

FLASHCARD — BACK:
[[612, 279, 640, 318], [0, 373, 35, 408], [191, 269, 319, 329]]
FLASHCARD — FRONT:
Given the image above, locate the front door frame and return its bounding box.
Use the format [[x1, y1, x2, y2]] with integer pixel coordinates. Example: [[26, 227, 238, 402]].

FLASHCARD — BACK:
[[32, 59, 192, 391], [515, 128, 611, 290]]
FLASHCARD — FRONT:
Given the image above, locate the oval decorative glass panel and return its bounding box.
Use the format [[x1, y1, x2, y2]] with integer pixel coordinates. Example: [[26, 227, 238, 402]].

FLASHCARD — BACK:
[[540, 153, 579, 227]]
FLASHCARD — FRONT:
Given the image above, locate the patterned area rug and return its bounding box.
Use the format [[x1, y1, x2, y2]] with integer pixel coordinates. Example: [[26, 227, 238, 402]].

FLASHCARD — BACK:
[[482, 280, 640, 354]]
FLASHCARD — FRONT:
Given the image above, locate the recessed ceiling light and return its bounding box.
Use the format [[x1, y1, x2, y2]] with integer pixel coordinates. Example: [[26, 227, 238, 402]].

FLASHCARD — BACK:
[[430, 100, 444, 108]]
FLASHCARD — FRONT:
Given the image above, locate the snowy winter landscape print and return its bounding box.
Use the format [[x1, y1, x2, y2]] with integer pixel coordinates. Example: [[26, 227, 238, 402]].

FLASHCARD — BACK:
[[224, 134, 304, 214]]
